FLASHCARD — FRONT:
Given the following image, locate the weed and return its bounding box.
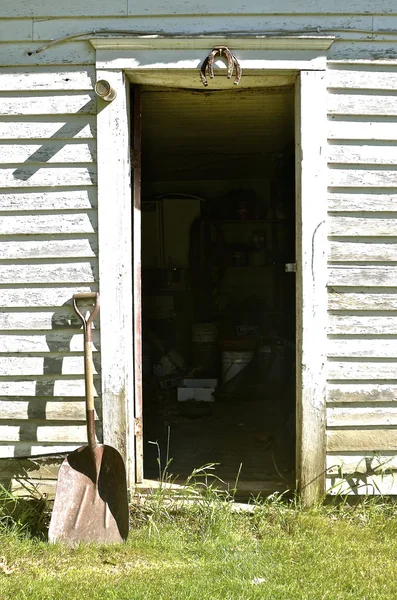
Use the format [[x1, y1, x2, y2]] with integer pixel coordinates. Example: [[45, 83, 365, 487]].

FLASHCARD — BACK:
[[0, 482, 50, 539]]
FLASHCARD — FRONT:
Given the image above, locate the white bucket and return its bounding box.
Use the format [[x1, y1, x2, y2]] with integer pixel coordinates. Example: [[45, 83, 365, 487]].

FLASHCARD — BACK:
[[222, 350, 254, 383]]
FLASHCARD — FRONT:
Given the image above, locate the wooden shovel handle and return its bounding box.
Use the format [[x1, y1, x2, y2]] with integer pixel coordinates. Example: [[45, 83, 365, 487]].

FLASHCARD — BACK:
[[73, 292, 100, 449], [73, 293, 100, 342]]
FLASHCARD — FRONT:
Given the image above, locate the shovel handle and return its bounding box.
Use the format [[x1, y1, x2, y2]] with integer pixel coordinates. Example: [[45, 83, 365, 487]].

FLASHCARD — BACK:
[[73, 293, 100, 341], [73, 293, 100, 449]]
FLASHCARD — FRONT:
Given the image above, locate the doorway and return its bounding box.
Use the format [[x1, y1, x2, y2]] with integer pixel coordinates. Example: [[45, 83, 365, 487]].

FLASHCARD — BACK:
[[135, 83, 296, 494]]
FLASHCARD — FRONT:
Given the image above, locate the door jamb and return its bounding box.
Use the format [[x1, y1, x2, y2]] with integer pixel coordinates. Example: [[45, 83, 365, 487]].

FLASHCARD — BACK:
[[93, 37, 330, 503]]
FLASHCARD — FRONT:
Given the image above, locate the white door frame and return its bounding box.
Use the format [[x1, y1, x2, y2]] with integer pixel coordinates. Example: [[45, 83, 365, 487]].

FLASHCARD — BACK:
[[91, 35, 332, 504]]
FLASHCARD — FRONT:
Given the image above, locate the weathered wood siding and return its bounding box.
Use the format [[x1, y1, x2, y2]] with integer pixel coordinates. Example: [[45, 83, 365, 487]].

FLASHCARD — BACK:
[[1, 2, 397, 494], [327, 61, 397, 495], [0, 58, 100, 493]]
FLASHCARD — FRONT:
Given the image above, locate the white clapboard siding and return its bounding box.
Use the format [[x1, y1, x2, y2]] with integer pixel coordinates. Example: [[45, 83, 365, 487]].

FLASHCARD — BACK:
[[326, 474, 397, 495], [0, 117, 96, 139], [0, 20, 33, 42], [0, 23, 100, 465], [326, 452, 397, 475], [328, 291, 397, 311], [329, 166, 397, 188], [39, 15, 372, 39], [328, 360, 397, 380], [328, 118, 397, 142], [0, 142, 96, 164], [329, 314, 397, 335], [0, 310, 99, 331], [329, 267, 397, 287], [327, 68, 397, 91], [0, 214, 97, 235], [374, 15, 397, 31], [328, 406, 397, 427], [1, 0, 394, 18], [0, 399, 99, 420], [328, 383, 397, 404], [329, 216, 397, 237], [0, 287, 99, 308], [6, 479, 58, 497], [0, 423, 101, 444], [0, 332, 100, 352], [328, 143, 397, 165], [0, 356, 98, 376], [3, 0, 397, 17], [0, 457, 62, 480], [0, 238, 98, 260], [0, 93, 95, 116], [0, 379, 100, 397], [328, 338, 397, 358], [0, 67, 95, 91], [2, 0, 127, 17], [329, 241, 397, 262], [0, 167, 97, 188], [0, 444, 78, 459], [328, 192, 397, 212], [0, 190, 97, 211], [327, 429, 397, 452], [328, 92, 397, 116], [0, 262, 98, 284], [32, 14, 371, 39], [0, 42, 95, 67]]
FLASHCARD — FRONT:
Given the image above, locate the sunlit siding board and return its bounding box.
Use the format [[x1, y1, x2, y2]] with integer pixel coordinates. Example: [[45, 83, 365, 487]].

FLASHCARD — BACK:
[[0, 423, 102, 444], [0, 331, 100, 352], [32, 15, 372, 41], [0, 19, 33, 42], [326, 452, 397, 475], [0, 142, 96, 164], [326, 63, 397, 494], [0, 93, 96, 116], [0, 189, 97, 211], [0, 287, 99, 309], [0, 356, 100, 376], [328, 338, 397, 358], [329, 267, 397, 287], [328, 119, 397, 142], [0, 42, 95, 67], [0, 379, 100, 397], [326, 473, 397, 495], [0, 117, 96, 140], [0, 67, 96, 91], [330, 241, 397, 262], [0, 399, 100, 421]]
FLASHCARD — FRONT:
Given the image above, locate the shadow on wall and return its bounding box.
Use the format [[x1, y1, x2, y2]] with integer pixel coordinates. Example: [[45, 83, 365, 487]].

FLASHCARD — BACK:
[[12, 100, 97, 184]]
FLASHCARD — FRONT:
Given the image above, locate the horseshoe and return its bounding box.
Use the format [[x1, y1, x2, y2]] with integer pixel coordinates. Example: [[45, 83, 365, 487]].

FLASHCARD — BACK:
[[200, 56, 210, 86], [200, 46, 242, 87], [207, 48, 220, 79], [233, 54, 242, 85]]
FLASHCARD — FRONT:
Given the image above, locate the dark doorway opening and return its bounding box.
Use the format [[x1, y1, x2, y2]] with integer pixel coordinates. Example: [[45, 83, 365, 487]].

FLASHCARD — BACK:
[[135, 84, 296, 495]]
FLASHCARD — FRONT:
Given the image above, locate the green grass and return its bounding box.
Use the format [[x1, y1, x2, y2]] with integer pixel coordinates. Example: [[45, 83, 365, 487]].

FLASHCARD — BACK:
[[2, 482, 397, 600]]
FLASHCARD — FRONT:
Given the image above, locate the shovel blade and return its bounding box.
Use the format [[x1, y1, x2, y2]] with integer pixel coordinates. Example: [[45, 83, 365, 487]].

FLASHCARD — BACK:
[[49, 445, 129, 545]]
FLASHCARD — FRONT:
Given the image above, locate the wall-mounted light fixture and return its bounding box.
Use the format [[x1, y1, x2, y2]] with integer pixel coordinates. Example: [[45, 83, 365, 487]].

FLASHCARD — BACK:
[[94, 80, 117, 102]]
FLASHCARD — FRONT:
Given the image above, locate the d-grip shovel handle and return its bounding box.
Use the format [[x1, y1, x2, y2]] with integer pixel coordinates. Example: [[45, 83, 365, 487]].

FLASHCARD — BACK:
[[73, 292, 100, 452]]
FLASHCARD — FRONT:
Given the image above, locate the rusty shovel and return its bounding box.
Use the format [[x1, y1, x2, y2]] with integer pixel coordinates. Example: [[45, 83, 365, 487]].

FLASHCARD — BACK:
[[48, 292, 129, 544]]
